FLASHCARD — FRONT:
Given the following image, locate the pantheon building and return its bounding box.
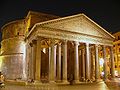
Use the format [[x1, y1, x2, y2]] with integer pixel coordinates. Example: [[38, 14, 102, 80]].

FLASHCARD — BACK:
[[0, 11, 115, 84]]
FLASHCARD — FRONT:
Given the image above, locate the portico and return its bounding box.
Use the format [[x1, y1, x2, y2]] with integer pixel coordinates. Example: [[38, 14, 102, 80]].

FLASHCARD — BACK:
[[25, 13, 115, 84]]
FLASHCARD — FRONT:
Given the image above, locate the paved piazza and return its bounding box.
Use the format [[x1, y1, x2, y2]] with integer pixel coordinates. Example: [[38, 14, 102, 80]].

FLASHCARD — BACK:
[[0, 81, 120, 90]]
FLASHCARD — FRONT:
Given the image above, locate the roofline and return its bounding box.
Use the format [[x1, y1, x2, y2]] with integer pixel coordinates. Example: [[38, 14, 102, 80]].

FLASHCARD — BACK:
[[34, 13, 115, 39], [35, 13, 84, 26], [82, 14, 115, 39], [1, 19, 25, 32], [26, 10, 60, 19]]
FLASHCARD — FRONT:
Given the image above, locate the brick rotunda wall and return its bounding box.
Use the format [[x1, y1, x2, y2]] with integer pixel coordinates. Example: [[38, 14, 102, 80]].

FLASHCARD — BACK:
[[0, 20, 26, 80]]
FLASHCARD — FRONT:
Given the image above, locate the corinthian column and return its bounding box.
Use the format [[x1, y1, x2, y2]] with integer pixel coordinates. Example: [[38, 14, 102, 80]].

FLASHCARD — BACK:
[[95, 44, 100, 81], [73, 41, 80, 83], [62, 40, 69, 84], [85, 43, 90, 81], [49, 40, 56, 83], [57, 43, 62, 82], [35, 39, 42, 83], [103, 45, 108, 81], [31, 40, 37, 80], [29, 43, 33, 80], [110, 46, 115, 79], [81, 49, 85, 81]]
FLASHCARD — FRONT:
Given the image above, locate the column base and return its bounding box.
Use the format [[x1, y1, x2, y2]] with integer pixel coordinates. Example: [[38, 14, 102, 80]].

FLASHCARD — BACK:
[[49, 81, 56, 84], [85, 79, 93, 83], [62, 80, 69, 84], [72, 80, 81, 84], [82, 77, 86, 82], [56, 80, 62, 83], [34, 80, 42, 85]]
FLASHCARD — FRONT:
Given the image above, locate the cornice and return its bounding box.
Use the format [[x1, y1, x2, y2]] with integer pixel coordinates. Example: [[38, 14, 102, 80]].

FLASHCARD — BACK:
[[27, 26, 113, 46]]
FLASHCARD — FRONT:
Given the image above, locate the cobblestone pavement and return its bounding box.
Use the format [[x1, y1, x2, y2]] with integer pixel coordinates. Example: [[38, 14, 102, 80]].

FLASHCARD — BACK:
[[0, 81, 112, 90]]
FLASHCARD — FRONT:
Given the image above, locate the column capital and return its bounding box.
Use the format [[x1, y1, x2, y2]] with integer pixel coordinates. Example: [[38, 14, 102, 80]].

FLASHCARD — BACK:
[[58, 42, 62, 46], [62, 40, 67, 45], [74, 41, 79, 45], [32, 40, 37, 45], [29, 43, 33, 47], [102, 45, 106, 48], [110, 46, 114, 49], [82, 48, 85, 54], [85, 43, 89, 46], [95, 44, 99, 47]]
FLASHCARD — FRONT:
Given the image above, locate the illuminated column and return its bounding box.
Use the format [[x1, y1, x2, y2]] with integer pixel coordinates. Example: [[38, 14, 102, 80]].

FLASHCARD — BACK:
[[85, 43, 90, 81], [49, 41, 56, 83], [110, 46, 115, 78], [79, 49, 82, 81], [57, 43, 62, 82], [30, 43, 34, 79], [49, 47, 51, 68], [26, 43, 31, 80], [103, 45, 108, 81], [62, 40, 69, 83], [82, 49, 85, 81], [73, 41, 80, 83], [35, 39, 42, 82], [95, 44, 100, 81], [32, 40, 37, 80]]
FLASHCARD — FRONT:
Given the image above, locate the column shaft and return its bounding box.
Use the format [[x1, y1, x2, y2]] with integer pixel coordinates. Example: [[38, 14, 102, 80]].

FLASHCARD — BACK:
[[62, 40, 68, 83], [32, 41, 37, 79], [29, 43, 33, 79], [35, 39, 41, 81], [110, 46, 115, 78], [82, 49, 85, 80], [49, 43, 56, 83], [74, 42, 80, 83], [85, 43, 90, 80], [57, 43, 61, 81], [95, 45, 100, 81]]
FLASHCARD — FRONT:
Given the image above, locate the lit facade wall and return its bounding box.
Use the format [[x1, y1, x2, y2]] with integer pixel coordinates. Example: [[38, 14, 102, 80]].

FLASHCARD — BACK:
[[0, 20, 26, 80], [0, 11, 59, 80], [113, 32, 120, 76], [0, 11, 115, 83]]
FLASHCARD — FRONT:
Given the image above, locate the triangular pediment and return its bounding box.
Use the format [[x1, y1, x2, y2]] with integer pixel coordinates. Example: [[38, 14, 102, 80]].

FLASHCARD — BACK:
[[36, 13, 114, 40]]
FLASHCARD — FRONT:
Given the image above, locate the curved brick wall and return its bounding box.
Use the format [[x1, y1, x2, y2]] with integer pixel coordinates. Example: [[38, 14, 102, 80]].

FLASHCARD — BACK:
[[0, 20, 26, 80]]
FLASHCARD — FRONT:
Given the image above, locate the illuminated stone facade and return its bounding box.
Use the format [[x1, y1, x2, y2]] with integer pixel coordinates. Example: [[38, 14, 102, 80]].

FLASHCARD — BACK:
[[0, 11, 115, 84], [113, 32, 120, 76], [0, 11, 59, 80]]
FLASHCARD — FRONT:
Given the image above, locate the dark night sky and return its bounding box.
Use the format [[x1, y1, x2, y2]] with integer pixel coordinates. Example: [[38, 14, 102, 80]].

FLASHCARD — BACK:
[[0, 0, 120, 39]]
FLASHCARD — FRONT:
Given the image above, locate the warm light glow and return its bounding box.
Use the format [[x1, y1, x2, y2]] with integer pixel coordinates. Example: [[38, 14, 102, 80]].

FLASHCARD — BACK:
[[118, 54, 120, 57], [101, 72, 104, 76], [99, 58, 104, 77], [99, 58, 104, 66], [43, 48, 46, 53], [115, 70, 118, 76]]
